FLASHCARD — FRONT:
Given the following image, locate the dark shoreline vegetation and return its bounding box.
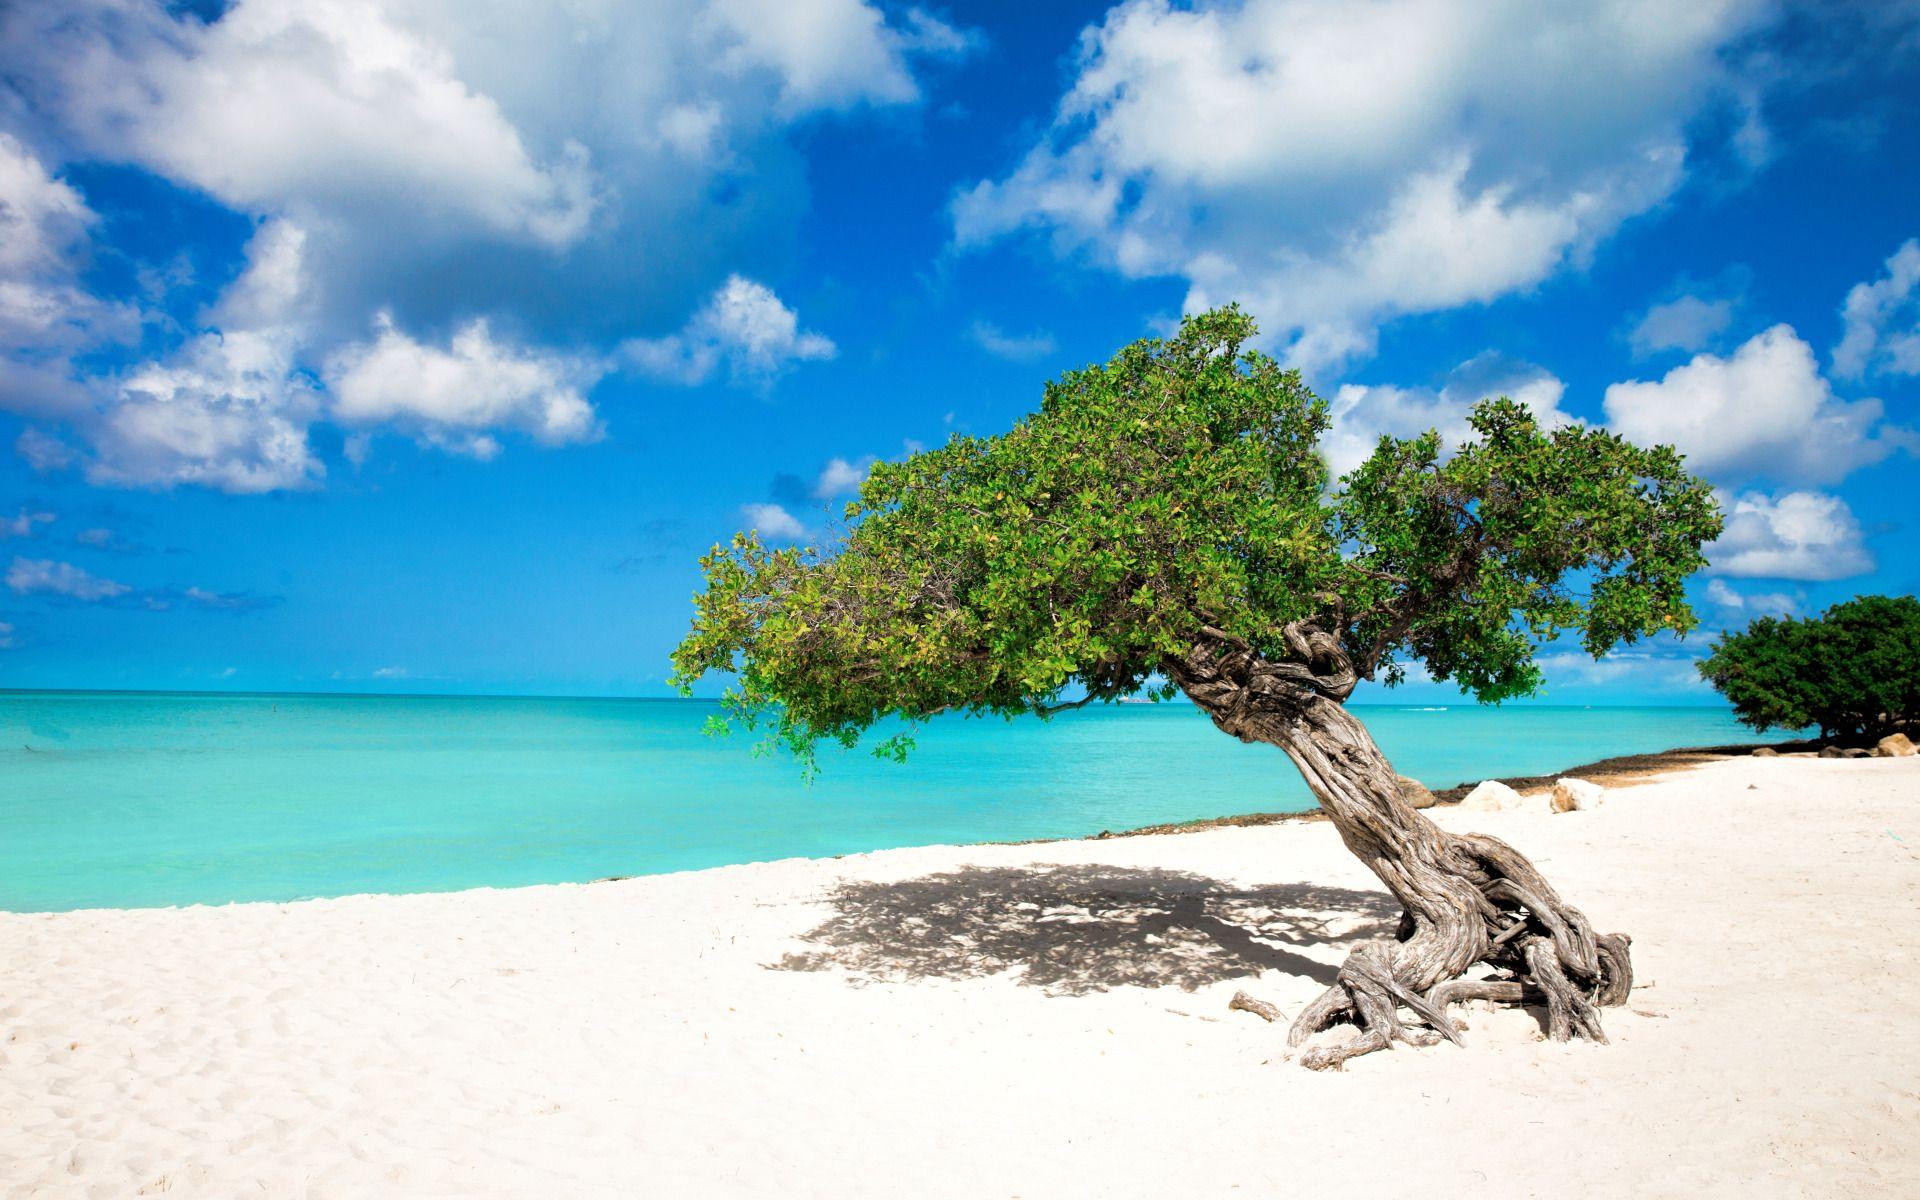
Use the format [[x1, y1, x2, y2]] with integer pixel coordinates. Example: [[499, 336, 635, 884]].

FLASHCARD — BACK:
[[1056, 737, 1822, 843]]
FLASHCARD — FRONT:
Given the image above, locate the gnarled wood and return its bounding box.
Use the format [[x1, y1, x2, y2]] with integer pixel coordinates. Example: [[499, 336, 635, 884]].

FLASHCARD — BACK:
[[1228, 990, 1286, 1024], [1168, 631, 1632, 1068]]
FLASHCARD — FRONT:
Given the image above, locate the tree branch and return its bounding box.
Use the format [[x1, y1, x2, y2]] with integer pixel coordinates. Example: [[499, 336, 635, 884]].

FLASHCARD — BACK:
[[1034, 693, 1102, 717]]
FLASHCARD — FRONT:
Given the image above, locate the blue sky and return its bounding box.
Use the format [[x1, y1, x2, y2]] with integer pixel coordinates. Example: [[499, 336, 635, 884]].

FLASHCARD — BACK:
[[0, 0, 1916, 703]]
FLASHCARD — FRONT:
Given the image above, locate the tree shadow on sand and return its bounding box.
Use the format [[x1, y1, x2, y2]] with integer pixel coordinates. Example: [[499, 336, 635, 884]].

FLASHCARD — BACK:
[[771, 865, 1397, 995]]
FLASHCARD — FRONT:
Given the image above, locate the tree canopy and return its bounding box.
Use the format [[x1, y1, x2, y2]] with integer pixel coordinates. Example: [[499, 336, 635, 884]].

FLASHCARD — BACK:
[[1698, 594, 1920, 741], [672, 307, 1722, 765]]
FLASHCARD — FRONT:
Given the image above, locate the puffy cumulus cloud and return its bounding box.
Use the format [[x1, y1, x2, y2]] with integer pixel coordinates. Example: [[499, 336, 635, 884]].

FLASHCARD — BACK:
[[952, 0, 1773, 374], [1833, 238, 1920, 379], [6, 557, 131, 601], [55, 217, 319, 492], [1628, 293, 1735, 357], [2, 0, 967, 491], [812, 456, 875, 499], [209, 219, 311, 333], [0, 132, 94, 278], [740, 502, 807, 541], [711, 0, 977, 114], [970, 321, 1058, 362], [1604, 325, 1915, 485], [1, 0, 967, 345], [768, 453, 878, 509], [326, 314, 603, 459], [624, 276, 835, 385], [87, 327, 324, 493], [14, 211, 603, 487], [1322, 353, 1572, 478], [1708, 490, 1874, 581], [1704, 578, 1800, 618], [3, 0, 596, 248], [0, 134, 139, 412]]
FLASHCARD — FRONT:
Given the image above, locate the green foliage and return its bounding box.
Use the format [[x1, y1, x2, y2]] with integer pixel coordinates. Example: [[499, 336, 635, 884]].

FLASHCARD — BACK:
[[671, 308, 1722, 767], [1699, 594, 1920, 740]]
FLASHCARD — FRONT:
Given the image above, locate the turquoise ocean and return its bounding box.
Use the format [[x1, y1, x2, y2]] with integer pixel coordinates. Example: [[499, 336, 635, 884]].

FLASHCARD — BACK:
[[1, 692, 1781, 912]]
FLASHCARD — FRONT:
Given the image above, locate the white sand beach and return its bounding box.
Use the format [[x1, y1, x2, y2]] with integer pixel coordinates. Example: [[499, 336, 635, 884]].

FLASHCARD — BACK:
[[4, 754, 1918, 1198]]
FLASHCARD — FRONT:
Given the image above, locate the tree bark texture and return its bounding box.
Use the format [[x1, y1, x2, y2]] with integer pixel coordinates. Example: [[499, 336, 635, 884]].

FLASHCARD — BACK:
[[1167, 628, 1632, 1069]]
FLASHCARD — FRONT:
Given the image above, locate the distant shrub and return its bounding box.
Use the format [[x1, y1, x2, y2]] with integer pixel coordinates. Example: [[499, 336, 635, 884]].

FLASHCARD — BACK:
[[1699, 594, 1920, 742]]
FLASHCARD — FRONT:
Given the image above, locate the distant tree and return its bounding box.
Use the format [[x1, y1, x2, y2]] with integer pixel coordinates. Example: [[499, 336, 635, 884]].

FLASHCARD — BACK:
[[673, 309, 1721, 1068], [1699, 594, 1920, 743]]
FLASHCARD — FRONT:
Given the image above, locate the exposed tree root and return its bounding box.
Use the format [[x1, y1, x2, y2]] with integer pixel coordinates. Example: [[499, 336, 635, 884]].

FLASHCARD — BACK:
[[1278, 833, 1634, 1069], [1228, 990, 1287, 1024]]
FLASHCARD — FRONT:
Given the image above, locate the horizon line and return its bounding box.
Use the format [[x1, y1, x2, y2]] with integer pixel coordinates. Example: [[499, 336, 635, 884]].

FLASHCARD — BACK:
[[0, 686, 1737, 709]]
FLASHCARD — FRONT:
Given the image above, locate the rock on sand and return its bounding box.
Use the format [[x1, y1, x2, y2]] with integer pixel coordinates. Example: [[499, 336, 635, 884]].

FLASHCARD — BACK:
[[1396, 775, 1437, 809], [1458, 779, 1523, 812], [1551, 777, 1605, 813]]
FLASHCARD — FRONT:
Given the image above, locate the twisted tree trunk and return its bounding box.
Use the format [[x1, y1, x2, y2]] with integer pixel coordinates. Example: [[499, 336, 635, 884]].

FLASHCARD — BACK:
[[1168, 629, 1632, 1069]]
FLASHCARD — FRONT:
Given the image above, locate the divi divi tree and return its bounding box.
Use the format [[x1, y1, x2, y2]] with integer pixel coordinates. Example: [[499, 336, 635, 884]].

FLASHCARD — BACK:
[[673, 308, 1721, 1068]]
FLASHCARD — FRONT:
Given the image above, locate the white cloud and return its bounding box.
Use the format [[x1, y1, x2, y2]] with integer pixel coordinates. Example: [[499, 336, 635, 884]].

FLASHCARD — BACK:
[[0, 212, 322, 492], [4, 557, 270, 610], [953, 0, 1772, 374], [813, 456, 875, 498], [1833, 237, 1920, 379], [2, 0, 967, 490], [16, 211, 603, 487], [6, 556, 131, 601], [710, 0, 975, 113], [1628, 294, 1734, 357], [372, 665, 409, 679], [179, 587, 250, 610], [970, 321, 1057, 362], [88, 326, 324, 493], [896, 8, 984, 59], [0, 131, 93, 277], [327, 313, 603, 458], [15, 428, 74, 472], [0, 355, 98, 420], [1322, 353, 1572, 477], [0, 0, 961, 347], [740, 502, 806, 540], [1, 509, 54, 538], [0, 277, 103, 353], [624, 276, 835, 384], [1708, 490, 1873, 581], [0, 620, 13, 648], [1534, 649, 1712, 694], [1603, 324, 1913, 485], [7, 0, 596, 250], [210, 219, 311, 332], [0, 133, 138, 411], [1704, 578, 1799, 618]]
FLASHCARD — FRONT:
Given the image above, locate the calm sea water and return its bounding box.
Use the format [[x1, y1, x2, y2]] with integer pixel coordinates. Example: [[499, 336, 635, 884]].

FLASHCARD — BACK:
[[0, 692, 1779, 912]]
